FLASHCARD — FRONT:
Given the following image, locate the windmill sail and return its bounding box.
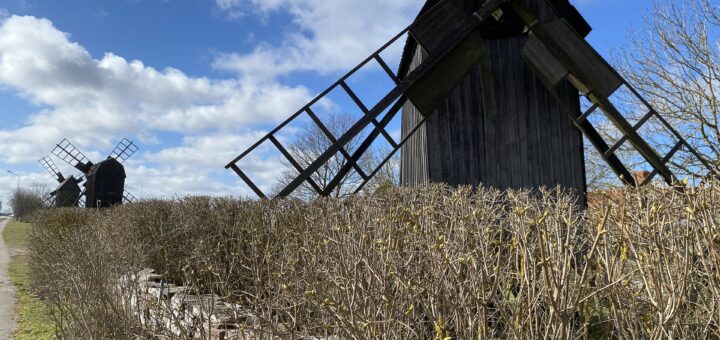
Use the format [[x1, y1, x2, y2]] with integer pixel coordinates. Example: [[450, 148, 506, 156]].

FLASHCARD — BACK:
[[109, 138, 139, 163], [123, 190, 136, 204], [39, 156, 65, 183], [512, 2, 717, 186], [226, 0, 509, 198], [52, 138, 92, 173], [227, 0, 717, 198]]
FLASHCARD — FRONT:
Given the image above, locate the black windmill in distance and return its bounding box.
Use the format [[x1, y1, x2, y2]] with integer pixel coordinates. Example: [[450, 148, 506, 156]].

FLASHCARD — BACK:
[[38, 156, 83, 208], [226, 0, 718, 201], [52, 138, 139, 208]]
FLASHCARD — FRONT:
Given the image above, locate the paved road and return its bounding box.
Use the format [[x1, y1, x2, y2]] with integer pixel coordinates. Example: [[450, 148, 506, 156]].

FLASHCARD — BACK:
[[0, 217, 16, 339]]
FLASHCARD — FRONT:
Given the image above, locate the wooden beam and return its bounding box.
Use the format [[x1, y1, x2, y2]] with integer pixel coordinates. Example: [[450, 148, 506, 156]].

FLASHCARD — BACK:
[[374, 55, 400, 85], [340, 81, 398, 148], [590, 94, 676, 186], [574, 118, 637, 186], [229, 164, 266, 199], [604, 110, 655, 157], [269, 135, 324, 194], [305, 108, 369, 180], [641, 140, 684, 186], [322, 96, 407, 196]]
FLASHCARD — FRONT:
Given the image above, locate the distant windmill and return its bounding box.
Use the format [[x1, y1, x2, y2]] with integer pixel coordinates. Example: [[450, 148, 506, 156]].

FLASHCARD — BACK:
[[38, 156, 83, 208], [51, 138, 139, 208], [226, 0, 717, 201]]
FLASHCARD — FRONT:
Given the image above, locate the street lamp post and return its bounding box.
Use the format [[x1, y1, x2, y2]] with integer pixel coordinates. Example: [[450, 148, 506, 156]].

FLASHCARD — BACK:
[[6, 171, 20, 191]]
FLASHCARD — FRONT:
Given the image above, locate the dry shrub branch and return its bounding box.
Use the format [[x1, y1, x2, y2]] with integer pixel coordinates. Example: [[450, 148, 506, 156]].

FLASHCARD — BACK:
[[28, 184, 720, 339]]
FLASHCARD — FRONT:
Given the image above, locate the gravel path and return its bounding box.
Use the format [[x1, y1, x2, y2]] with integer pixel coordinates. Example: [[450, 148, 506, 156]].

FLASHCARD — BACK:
[[0, 217, 16, 339]]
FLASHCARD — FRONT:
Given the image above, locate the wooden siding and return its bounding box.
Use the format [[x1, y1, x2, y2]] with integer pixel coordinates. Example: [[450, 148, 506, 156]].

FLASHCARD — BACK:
[[401, 47, 430, 185], [401, 0, 586, 198]]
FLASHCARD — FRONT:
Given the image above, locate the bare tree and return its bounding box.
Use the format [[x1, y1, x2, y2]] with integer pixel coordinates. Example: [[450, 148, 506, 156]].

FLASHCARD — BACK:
[[9, 182, 51, 220], [616, 0, 720, 178], [272, 113, 399, 200], [367, 144, 401, 195]]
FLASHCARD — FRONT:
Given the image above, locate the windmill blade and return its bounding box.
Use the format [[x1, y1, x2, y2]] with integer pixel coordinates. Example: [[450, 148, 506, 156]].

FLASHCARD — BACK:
[[74, 187, 87, 208], [40, 191, 56, 208], [109, 138, 139, 163], [52, 139, 93, 173], [39, 156, 65, 183], [512, 2, 718, 186], [123, 190, 136, 204], [55, 187, 81, 208], [226, 0, 510, 198]]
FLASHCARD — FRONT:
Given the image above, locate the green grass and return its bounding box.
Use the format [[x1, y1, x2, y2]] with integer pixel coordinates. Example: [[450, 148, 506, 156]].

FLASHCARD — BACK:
[[3, 219, 30, 248], [3, 219, 55, 340]]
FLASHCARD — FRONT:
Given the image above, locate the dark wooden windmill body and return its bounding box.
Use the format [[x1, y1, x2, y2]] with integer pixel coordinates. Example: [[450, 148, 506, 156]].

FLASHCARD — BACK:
[[226, 0, 717, 200], [85, 158, 126, 208], [400, 0, 589, 196], [55, 176, 83, 207]]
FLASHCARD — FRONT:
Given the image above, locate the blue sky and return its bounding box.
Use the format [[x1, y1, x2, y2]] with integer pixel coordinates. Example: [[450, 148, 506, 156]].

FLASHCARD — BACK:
[[0, 0, 654, 209]]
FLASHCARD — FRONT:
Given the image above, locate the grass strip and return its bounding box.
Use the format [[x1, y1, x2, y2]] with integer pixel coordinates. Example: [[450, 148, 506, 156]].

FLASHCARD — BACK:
[[3, 220, 54, 340]]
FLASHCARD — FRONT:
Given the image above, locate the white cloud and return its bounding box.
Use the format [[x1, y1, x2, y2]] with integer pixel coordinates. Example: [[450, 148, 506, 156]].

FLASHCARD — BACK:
[[124, 165, 235, 198], [0, 0, 426, 205], [0, 14, 315, 204], [147, 131, 268, 170], [141, 132, 286, 195], [0, 15, 312, 163], [212, 0, 423, 80]]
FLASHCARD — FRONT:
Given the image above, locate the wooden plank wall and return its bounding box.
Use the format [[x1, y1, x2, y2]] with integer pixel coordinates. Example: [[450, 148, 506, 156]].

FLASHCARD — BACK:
[[401, 0, 586, 199], [401, 48, 430, 185]]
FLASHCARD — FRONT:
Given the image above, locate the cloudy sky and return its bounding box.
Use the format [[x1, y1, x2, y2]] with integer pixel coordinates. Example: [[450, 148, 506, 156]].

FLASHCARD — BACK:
[[0, 0, 653, 210]]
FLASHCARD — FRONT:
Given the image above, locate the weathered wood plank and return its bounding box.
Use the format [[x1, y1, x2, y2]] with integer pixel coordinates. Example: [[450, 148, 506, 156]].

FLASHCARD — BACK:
[[410, 0, 466, 53], [406, 30, 486, 116], [522, 34, 569, 90], [534, 19, 622, 98]]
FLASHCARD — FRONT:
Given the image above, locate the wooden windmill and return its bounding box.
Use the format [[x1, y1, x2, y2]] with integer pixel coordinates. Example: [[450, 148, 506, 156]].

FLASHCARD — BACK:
[[226, 0, 717, 199], [51, 138, 138, 208]]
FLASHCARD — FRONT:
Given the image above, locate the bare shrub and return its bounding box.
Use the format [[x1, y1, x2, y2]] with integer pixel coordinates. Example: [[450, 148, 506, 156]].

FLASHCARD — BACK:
[[27, 183, 720, 339]]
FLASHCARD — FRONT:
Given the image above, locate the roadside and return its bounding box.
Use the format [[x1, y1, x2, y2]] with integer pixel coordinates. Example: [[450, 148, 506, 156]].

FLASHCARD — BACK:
[[0, 217, 17, 339], [2, 218, 54, 340]]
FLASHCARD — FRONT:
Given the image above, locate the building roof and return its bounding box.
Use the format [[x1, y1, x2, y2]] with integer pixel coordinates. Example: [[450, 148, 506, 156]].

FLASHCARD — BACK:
[[397, 0, 592, 79]]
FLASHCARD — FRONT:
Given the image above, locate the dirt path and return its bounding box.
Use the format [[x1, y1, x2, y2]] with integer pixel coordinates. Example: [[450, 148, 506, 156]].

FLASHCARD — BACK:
[[0, 217, 17, 339]]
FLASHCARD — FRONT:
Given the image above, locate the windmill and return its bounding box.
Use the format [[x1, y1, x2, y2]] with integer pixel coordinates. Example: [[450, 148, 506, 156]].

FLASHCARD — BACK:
[[226, 0, 718, 200], [52, 138, 139, 208], [38, 156, 83, 208]]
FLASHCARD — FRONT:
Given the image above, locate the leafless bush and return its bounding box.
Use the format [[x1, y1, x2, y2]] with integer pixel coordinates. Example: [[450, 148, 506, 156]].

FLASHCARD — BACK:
[[27, 183, 720, 339]]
